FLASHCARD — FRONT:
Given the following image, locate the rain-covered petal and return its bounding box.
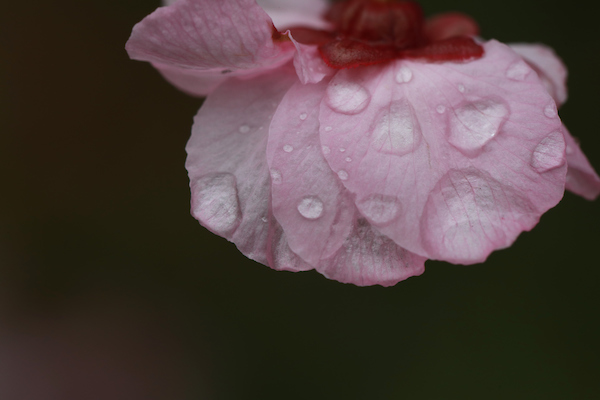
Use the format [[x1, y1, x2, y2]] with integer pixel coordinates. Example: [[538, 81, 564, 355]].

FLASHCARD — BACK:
[[319, 40, 566, 264], [510, 43, 568, 106], [267, 81, 425, 285], [126, 0, 294, 74], [186, 67, 296, 264], [562, 126, 600, 200]]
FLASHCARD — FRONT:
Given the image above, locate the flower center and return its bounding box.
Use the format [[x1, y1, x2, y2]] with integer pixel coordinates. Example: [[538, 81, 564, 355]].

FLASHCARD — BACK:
[[285, 0, 484, 69]]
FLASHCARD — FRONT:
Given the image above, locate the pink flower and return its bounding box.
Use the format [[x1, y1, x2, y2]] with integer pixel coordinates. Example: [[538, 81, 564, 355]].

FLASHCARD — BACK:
[[126, 0, 600, 286]]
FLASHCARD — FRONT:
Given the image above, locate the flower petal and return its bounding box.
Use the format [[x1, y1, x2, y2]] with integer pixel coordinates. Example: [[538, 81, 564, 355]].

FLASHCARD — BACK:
[[267, 81, 425, 285], [257, 0, 330, 30], [562, 126, 600, 200], [290, 35, 334, 84], [267, 81, 354, 266], [319, 40, 566, 264], [126, 0, 293, 71], [509, 43, 568, 106], [186, 67, 296, 264]]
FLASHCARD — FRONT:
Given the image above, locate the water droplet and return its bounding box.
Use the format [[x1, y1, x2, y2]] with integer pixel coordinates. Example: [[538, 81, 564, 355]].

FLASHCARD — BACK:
[[324, 126, 333, 132], [261, 216, 268, 223], [270, 169, 282, 185], [322, 146, 331, 155], [345, 157, 352, 162], [544, 103, 557, 118], [449, 98, 509, 155], [458, 84, 465, 93], [356, 194, 401, 225], [436, 105, 446, 114], [325, 80, 371, 115], [371, 99, 421, 156], [296, 196, 324, 220], [299, 112, 308, 120], [283, 144, 294, 153], [239, 125, 250, 133], [506, 61, 531, 81], [339, 147, 346, 153], [395, 65, 413, 83], [531, 131, 566, 172], [191, 173, 241, 234], [337, 170, 349, 180]]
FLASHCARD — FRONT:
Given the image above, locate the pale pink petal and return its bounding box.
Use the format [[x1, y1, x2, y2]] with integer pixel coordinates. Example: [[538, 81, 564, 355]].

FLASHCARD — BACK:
[[186, 68, 296, 264], [290, 35, 333, 84], [257, 0, 330, 30], [267, 81, 425, 285], [151, 61, 229, 97], [319, 40, 566, 264], [267, 81, 354, 266], [126, 0, 294, 72], [509, 43, 568, 106], [562, 126, 600, 200]]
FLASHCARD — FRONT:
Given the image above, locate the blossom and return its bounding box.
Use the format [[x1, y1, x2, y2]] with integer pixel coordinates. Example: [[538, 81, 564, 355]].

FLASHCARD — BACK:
[[126, 0, 600, 286]]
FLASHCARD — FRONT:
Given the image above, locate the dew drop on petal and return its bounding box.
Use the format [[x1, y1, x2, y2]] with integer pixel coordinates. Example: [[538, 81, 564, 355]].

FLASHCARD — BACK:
[[324, 126, 333, 132], [371, 100, 421, 156], [436, 105, 446, 114], [506, 60, 531, 81], [261, 216, 268, 223], [325, 81, 371, 115], [322, 145, 331, 155], [296, 195, 324, 220], [449, 98, 509, 155], [458, 84, 465, 93], [339, 147, 346, 152], [345, 157, 352, 162], [395, 65, 413, 84], [239, 124, 250, 133], [531, 131, 566, 172], [283, 144, 294, 153], [192, 173, 241, 234], [299, 112, 308, 120], [270, 169, 282, 185], [544, 103, 558, 118], [337, 170, 349, 180], [356, 194, 401, 225]]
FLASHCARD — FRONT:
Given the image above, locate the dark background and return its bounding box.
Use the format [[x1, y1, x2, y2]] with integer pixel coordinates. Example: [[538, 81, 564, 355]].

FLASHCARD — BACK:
[[1, 0, 599, 399]]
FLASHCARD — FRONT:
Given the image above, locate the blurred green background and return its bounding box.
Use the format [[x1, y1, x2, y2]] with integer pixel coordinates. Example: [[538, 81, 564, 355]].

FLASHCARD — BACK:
[[1, 0, 599, 398]]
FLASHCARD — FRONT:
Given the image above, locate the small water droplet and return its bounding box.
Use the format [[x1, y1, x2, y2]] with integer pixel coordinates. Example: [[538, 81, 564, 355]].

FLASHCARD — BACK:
[[337, 170, 349, 180], [449, 98, 509, 155], [270, 169, 282, 184], [506, 61, 531, 81], [345, 157, 352, 162], [324, 126, 333, 132], [239, 125, 250, 133], [356, 194, 401, 225], [296, 195, 324, 220], [395, 65, 413, 84], [458, 84, 465, 93], [544, 103, 557, 118], [322, 146, 331, 155], [283, 144, 294, 153], [325, 80, 371, 115], [531, 131, 566, 172], [299, 112, 308, 120], [192, 173, 241, 234], [261, 216, 268, 223], [339, 147, 346, 153], [436, 105, 446, 114], [371, 99, 421, 156]]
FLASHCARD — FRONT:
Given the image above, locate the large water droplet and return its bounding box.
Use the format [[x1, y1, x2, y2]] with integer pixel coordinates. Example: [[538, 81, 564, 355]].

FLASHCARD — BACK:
[[506, 61, 531, 81], [357, 194, 401, 225], [449, 98, 509, 156], [297, 196, 324, 220], [270, 169, 282, 185], [191, 173, 241, 234], [337, 170, 349, 180], [531, 131, 566, 172], [371, 100, 421, 156], [395, 65, 413, 84], [544, 103, 557, 118], [325, 81, 371, 115]]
